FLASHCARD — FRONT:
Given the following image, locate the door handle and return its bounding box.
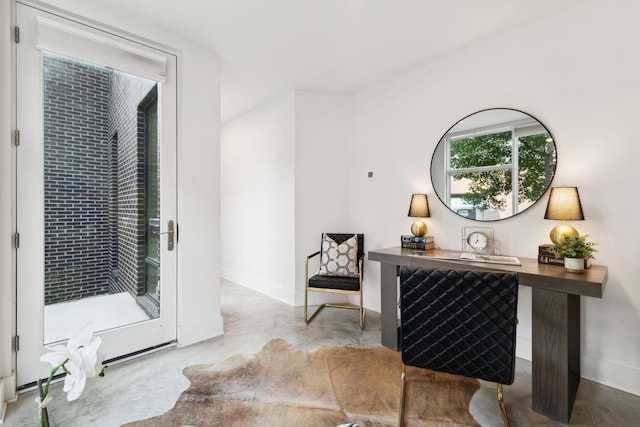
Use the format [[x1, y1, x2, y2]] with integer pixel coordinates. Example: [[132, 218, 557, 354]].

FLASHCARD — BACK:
[[159, 220, 175, 251]]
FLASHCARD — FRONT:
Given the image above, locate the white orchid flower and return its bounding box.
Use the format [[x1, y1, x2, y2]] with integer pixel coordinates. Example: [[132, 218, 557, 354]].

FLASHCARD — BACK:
[[40, 323, 104, 401]]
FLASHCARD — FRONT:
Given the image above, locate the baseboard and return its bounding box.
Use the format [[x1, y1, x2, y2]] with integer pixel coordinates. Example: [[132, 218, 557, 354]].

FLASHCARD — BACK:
[[514, 337, 639, 396], [0, 374, 17, 424], [221, 268, 295, 305], [516, 335, 532, 361], [177, 315, 224, 347], [0, 378, 5, 424], [366, 293, 382, 314], [582, 353, 640, 396]]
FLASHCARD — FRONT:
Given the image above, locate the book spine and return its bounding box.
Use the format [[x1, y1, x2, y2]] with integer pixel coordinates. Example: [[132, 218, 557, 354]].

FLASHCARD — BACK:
[[402, 241, 435, 250], [538, 255, 565, 266], [538, 245, 555, 257], [401, 235, 434, 243]]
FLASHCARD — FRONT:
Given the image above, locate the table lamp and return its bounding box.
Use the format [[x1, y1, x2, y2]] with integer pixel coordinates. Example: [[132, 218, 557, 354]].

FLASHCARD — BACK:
[[544, 186, 584, 244], [408, 194, 430, 237]]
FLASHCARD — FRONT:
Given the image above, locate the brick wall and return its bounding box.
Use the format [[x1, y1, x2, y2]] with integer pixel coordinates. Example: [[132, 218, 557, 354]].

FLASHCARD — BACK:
[[43, 53, 157, 306], [108, 72, 156, 297], [43, 53, 110, 304]]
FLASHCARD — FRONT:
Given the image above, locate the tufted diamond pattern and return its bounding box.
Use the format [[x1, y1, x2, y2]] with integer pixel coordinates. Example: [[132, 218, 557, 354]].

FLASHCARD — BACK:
[[400, 268, 518, 385]]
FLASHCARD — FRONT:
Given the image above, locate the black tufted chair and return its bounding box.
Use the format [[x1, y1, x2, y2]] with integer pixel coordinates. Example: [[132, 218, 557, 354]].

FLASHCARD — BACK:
[[398, 268, 519, 427], [304, 233, 365, 329]]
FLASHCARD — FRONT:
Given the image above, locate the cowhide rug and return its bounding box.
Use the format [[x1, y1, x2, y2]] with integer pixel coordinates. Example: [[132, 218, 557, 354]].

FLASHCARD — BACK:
[[125, 339, 480, 427]]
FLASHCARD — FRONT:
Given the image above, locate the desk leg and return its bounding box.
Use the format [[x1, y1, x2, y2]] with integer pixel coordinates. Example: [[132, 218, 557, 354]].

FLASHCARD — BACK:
[[380, 262, 399, 350], [532, 288, 580, 423]]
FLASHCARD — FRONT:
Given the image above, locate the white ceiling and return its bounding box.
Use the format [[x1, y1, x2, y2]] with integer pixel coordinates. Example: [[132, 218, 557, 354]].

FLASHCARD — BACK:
[[48, 0, 586, 122]]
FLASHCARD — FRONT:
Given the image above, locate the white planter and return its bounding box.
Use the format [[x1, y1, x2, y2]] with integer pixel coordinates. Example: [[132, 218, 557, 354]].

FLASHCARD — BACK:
[[564, 257, 591, 273]]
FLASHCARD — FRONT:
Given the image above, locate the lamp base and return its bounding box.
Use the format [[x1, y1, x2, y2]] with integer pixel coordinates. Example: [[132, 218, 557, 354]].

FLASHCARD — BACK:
[[411, 220, 427, 237], [549, 224, 579, 245]]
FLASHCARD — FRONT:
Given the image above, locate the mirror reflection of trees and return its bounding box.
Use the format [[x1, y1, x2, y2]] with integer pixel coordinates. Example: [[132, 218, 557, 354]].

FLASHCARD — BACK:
[[432, 108, 557, 221], [450, 131, 556, 213], [518, 134, 557, 198], [450, 131, 512, 211]]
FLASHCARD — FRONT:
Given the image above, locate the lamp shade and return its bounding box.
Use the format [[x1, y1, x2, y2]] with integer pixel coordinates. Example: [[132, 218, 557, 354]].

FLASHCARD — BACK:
[[544, 187, 584, 220], [408, 194, 430, 218]]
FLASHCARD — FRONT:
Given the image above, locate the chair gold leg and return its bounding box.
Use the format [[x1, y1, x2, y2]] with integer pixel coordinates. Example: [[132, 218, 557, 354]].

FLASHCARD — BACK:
[[359, 289, 365, 329], [304, 287, 309, 323], [359, 258, 365, 329], [306, 303, 329, 324], [305, 300, 362, 326], [399, 363, 406, 427], [304, 259, 309, 323], [497, 383, 510, 427]]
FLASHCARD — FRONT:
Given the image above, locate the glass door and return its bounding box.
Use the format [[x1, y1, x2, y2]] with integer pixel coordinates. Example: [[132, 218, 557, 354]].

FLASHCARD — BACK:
[[143, 95, 160, 308], [16, 3, 178, 387]]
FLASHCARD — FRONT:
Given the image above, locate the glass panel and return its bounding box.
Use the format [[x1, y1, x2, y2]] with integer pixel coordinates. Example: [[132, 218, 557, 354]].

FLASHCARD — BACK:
[[517, 132, 557, 210], [449, 130, 513, 169], [144, 97, 160, 304], [449, 170, 513, 221], [43, 52, 160, 344]]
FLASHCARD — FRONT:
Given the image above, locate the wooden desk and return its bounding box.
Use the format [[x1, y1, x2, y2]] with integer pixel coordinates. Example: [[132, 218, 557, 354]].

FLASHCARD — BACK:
[[368, 247, 607, 423]]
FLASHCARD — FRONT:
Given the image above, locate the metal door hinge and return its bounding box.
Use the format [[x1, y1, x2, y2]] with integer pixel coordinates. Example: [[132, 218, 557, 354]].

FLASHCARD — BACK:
[[14, 26, 20, 43], [14, 129, 20, 146], [14, 335, 19, 352], [14, 232, 20, 249]]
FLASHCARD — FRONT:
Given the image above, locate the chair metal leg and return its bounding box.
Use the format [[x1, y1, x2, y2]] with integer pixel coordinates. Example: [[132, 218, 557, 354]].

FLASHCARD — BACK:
[[399, 363, 406, 427], [306, 303, 328, 324], [305, 252, 365, 328], [359, 258, 365, 329], [304, 257, 310, 323], [307, 302, 361, 324], [359, 287, 365, 329], [497, 383, 510, 427], [304, 289, 309, 323]]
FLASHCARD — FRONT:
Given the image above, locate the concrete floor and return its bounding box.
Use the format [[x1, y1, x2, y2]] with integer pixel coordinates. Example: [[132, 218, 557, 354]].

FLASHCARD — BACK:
[[3, 280, 639, 426]]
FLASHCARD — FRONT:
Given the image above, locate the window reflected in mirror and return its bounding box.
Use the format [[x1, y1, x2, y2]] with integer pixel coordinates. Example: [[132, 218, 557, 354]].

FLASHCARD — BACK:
[[431, 108, 557, 221]]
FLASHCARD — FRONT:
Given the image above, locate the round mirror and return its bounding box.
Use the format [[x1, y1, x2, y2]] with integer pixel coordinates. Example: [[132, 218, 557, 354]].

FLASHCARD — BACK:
[[431, 108, 557, 221]]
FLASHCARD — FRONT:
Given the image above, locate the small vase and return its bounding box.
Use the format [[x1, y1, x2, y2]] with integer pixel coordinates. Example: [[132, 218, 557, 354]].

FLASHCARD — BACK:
[[564, 257, 586, 273]]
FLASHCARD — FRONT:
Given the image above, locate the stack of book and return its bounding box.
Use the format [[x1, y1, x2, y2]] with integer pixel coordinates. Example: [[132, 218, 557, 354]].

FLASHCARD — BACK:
[[538, 244, 564, 265], [401, 235, 434, 250]]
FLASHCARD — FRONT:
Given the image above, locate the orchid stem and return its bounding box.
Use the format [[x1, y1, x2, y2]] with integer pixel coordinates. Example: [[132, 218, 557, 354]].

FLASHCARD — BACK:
[[43, 358, 69, 399], [40, 358, 68, 427]]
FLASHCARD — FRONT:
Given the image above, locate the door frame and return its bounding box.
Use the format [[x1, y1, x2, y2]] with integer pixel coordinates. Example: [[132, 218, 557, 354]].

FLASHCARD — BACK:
[[2, 0, 224, 410], [14, 1, 179, 388], [0, 0, 18, 412]]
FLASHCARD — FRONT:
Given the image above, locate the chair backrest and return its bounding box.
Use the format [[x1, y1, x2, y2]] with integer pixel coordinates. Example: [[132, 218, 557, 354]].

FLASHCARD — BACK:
[[322, 233, 365, 263], [399, 267, 519, 385]]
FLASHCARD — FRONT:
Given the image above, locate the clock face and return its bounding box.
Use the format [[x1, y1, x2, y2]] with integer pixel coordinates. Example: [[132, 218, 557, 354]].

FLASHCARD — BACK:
[[467, 231, 488, 250], [462, 226, 494, 254]]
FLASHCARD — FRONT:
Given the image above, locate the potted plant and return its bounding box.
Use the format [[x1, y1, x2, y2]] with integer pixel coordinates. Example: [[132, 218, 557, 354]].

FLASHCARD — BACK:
[[548, 235, 597, 273]]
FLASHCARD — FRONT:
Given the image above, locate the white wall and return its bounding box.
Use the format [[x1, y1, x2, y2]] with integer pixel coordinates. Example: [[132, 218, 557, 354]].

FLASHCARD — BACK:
[[350, 0, 640, 395], [221, 90, 353, 306], [221, 92, 297, 303], [0, 0, 224, 409], [294, 91, 352, 305]]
